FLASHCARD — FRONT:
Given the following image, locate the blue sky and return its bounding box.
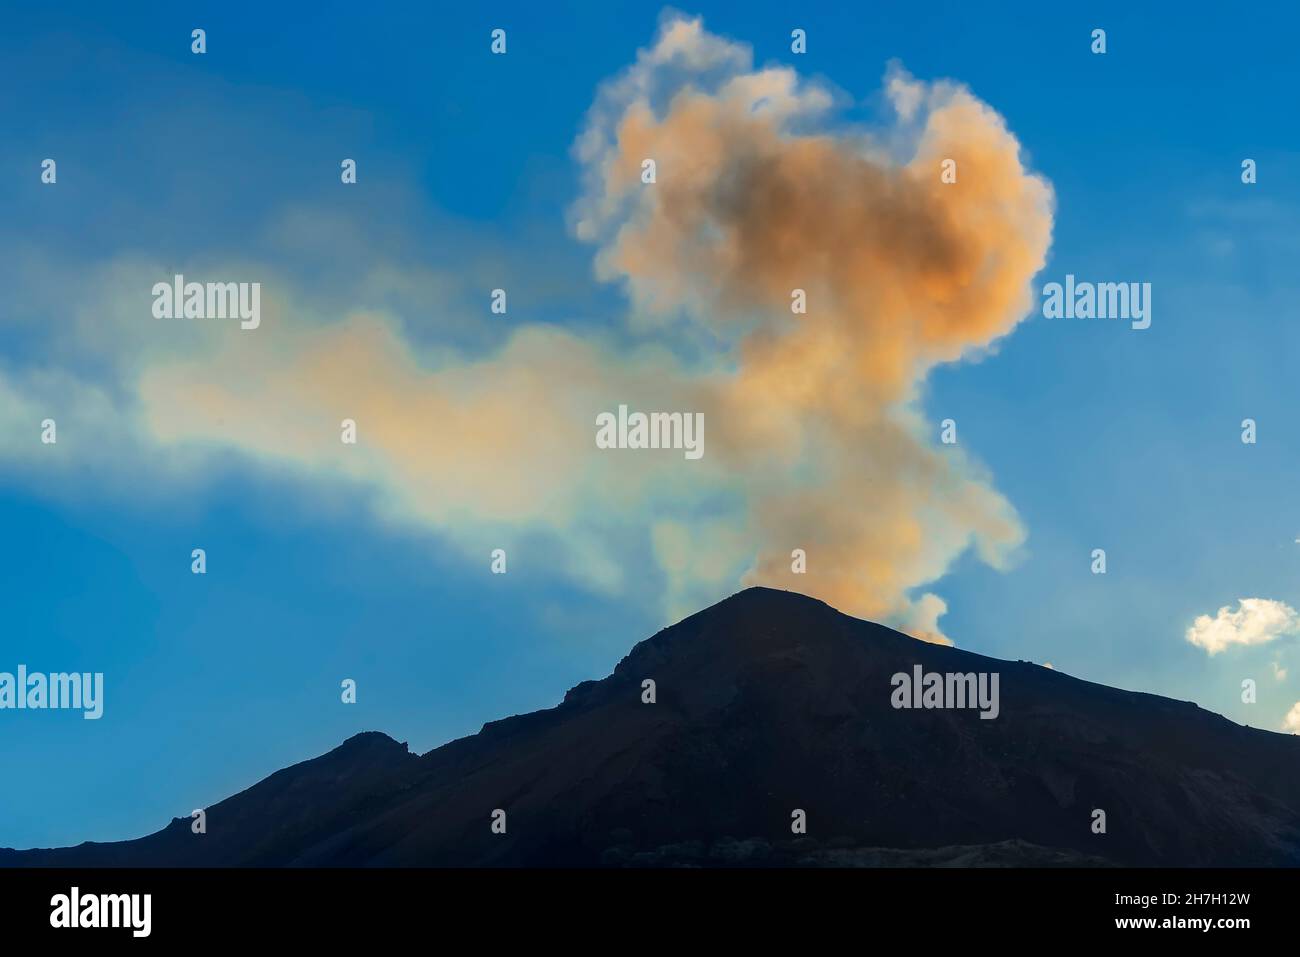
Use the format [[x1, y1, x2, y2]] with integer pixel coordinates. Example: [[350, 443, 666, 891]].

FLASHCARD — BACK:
[[2, 1, 1299, 849]]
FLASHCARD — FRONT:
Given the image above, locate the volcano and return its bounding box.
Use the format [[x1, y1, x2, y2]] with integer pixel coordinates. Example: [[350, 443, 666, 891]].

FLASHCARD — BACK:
[[5, 587, 1299, 867]]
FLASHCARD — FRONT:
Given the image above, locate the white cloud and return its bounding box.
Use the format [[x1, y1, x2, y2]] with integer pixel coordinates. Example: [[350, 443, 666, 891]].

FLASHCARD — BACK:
[[1282, 702, 1300, 734], [1185, 599, 1300, 655], [894, 592, 954, 646]]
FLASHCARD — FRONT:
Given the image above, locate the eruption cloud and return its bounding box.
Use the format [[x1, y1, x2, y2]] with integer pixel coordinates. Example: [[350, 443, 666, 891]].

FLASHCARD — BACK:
[[2, 15, 1054, 639], [570, 15, 1054, 634]]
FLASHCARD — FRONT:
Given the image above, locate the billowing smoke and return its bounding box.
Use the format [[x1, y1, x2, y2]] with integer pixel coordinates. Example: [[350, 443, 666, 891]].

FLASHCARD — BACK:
[[570, 15, 1054, 634], [1, 15, 1053, 640]]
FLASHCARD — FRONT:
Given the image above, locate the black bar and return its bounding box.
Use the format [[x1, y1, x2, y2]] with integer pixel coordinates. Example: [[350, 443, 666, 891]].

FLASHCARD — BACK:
[[0, 867, 1283, 943]]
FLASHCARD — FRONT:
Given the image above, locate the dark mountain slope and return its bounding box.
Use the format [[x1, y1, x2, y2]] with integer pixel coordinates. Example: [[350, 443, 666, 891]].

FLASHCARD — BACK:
[[6, 587, 1299, 866], [4, 731, 421, 866]]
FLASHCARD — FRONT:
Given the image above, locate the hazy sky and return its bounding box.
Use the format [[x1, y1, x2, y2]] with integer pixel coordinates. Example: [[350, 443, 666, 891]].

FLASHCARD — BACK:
[[3, 1, 1299, 849]]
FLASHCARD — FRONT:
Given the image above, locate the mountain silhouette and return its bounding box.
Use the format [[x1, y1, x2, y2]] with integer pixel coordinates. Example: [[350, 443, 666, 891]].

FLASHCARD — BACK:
[[5, 587, 1300, 866]]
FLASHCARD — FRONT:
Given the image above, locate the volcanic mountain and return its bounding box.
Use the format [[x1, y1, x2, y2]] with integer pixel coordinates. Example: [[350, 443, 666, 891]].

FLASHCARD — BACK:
[[5, 587, 1299, 866]]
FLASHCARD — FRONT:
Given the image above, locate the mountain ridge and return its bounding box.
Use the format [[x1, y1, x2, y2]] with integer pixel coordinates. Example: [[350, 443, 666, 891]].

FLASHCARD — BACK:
[[5, 586, 1298, 867]]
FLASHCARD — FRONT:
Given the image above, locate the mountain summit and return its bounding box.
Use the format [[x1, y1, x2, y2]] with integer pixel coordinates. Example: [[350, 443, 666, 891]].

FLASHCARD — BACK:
[[6, 587, 1300, 866]]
